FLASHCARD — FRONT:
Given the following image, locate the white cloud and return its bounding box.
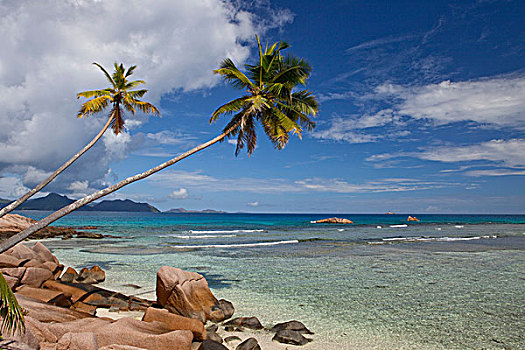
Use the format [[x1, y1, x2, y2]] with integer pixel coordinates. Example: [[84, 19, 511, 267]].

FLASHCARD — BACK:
[[170, 188, 189, 199], [464, 169, 525, 177], [148, 170, 458, 194], [311, 110, 408, 143], [227, 139, 238, 145], [346, 34, 419, 53], [0, 177, 30, 199], [376, 76, 525, 127], [368, 139, 525, 169], [0, 0, 282, 191], [21, 166, 52, 186], [68, 180, 89, 192], [247, 201, 259, 207], [316, 75, 525, 145], [295, 177, 456, 193]]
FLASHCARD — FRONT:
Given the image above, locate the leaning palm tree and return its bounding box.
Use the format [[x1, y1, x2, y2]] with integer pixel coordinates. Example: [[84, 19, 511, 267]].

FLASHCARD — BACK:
[[0, 63, 159, 219], [0, 273, 24, 337], [0, 36, 318, 253]]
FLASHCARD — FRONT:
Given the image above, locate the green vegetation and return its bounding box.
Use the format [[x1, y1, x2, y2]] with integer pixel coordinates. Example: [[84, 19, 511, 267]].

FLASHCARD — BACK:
[[0, 273, 24, 338], [77, 62, 160, 134], [212, 35, 318, 155]]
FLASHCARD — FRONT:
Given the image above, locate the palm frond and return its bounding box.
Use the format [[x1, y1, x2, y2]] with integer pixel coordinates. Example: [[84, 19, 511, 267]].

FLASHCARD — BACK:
[[77, 63, 159, 131], [122, 99, 136, 116], [112, 63, 126, 88], [131, 100, 160, 116], [93, 62, 116, 89], [210, 97, 247, 123], [77, 95, 111, 118], [0, 273, 24, 336], [269, 106, 302, 137], [214, 36, 318, 156], [76, 89, 112, 100], [127, 90, 148, 99], [214, 59, 254, 90], [124, 80, 146, 90], [125, 65, 137, 77]]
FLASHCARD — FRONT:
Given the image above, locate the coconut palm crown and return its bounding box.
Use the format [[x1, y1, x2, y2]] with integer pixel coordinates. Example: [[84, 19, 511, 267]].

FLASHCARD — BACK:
[[211, 35, 318, 155], [77, 62, 160, 134]]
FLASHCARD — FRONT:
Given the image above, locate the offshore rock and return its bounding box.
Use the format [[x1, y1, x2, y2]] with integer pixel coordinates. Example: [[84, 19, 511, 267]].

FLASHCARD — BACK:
[[313, 217, 353, 224], [0, 214, 80, 240]]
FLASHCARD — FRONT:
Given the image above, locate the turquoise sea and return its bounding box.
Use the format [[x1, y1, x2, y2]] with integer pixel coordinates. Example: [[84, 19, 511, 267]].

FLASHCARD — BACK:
[[17, 211, 525, 349]]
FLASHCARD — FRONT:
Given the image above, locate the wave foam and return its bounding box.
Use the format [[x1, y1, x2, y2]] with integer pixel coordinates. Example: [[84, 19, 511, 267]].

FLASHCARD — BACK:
[[389, 224, 408, 228], [172, 240, 299, 249], [188, 229, 265, 234], [173, 234, 237, 239], [382, 235, 497, 242]]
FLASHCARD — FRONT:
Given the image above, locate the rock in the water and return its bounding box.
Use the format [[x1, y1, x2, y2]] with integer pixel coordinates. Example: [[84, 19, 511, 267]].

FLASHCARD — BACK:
[[272, 329, 311, 345], [236, 337, 261, 350], [217, 299, 234, 320], [313, 217, 353, 224], [142, 307, 205, 341], [156, 266, 227, 322], [407, 216, 419, 222], [198, 339, 228, 350], [60, 267, 78, 283], [76, 232, 104, 239], [223, 317, 263, 330], [206, 331, 223, 343], [0, 214, 80, 240], [270, 320, 314, 334], [224, 336, 241, 343], [78, 267, 91, 281], [89, 265, 106, 282], [224, 326, 243, 332]]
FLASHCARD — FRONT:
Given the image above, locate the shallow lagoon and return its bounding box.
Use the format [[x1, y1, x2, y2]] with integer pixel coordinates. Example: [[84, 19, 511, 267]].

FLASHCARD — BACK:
[[21, 211, 525, 349]]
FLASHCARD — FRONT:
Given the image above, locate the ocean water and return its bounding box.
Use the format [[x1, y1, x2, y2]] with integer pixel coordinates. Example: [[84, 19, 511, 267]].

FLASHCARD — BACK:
[[17, 211, 525, 349]]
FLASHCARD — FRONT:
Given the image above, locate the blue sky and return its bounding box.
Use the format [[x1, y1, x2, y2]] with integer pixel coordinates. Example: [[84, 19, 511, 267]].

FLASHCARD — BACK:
[[0, 0, 523, 213]]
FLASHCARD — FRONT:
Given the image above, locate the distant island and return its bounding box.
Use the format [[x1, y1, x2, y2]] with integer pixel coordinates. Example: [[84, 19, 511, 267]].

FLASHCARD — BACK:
[[0, 193, 160, 213], [0, 193, 227, 213], [165, 208, 226, 214]]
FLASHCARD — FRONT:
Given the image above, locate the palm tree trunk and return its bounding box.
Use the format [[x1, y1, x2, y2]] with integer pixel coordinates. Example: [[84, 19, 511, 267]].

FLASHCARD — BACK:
[[0, 127, 235, 253], [0, 116, 114, 219]]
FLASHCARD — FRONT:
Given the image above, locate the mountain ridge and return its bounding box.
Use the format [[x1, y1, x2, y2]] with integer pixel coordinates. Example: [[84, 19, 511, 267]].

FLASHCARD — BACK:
[[0, 193, 160, 213]]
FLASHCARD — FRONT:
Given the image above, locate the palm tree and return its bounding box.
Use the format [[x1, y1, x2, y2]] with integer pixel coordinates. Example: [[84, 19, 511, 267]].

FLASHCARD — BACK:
[[0, 63, 159, 219], [0, 273, 24, 337], [0, 36, 318, 254]]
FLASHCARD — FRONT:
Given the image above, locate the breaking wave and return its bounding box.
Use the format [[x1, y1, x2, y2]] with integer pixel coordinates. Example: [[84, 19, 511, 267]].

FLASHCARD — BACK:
[[171, 240, 299, 249]]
